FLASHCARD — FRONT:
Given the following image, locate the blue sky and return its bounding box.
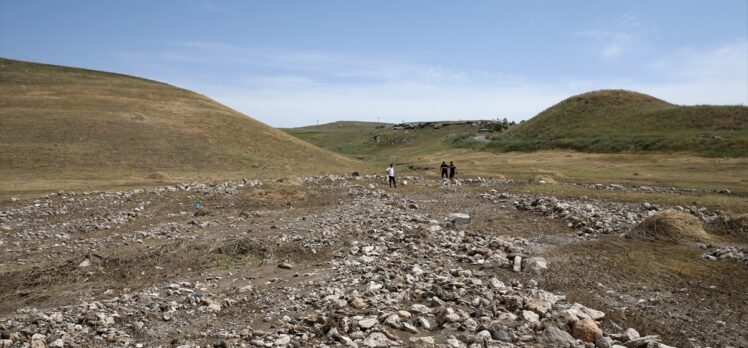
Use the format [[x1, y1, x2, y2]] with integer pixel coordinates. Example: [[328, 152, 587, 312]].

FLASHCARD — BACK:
[[1, 1, 746, 127]]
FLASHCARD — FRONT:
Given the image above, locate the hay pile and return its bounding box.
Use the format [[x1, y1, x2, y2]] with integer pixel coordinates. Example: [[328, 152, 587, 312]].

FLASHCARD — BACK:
[[628, 210, 712, 243]]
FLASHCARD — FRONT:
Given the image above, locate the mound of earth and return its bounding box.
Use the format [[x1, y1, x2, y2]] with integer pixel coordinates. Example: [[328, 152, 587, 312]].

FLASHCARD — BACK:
[[628, 210, 712, 243]]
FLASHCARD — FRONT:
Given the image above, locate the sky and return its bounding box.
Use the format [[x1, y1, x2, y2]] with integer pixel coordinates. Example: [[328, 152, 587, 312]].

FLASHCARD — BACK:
[[1, 1, 747, 127]]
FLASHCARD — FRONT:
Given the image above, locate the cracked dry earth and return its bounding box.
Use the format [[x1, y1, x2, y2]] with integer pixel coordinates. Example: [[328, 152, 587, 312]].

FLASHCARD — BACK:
[[0, 176, 746, 348]]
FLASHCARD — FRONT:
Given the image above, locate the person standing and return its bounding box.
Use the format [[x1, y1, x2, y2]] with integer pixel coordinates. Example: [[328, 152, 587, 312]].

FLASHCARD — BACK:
[[449, 161, 457, 181], [440, 161, 449, 179], [386, 163, 396, 188]]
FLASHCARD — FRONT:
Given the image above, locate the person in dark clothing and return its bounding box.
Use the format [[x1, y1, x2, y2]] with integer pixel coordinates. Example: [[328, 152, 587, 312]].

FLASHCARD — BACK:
[[386, 163, 396, 188], [448, 161, 457, 180], [440, 161, 449, 179]]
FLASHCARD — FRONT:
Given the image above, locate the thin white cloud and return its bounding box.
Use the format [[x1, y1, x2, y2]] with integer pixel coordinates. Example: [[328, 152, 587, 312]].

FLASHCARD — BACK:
[[577, 12, 646, 59], [642, 40, 748, 105], [110, 39, 747, 128]]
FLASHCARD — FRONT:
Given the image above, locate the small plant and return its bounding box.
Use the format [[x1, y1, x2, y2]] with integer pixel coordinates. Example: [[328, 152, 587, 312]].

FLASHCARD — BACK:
[[214, 255, 234, 269]]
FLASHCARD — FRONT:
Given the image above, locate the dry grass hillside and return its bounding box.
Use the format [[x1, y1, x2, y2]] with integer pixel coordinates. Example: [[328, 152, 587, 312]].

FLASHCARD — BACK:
[[0, 58, 357, 193]]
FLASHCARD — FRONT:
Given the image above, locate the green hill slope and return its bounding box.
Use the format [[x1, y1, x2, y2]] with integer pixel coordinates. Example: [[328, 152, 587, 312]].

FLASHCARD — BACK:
[[491, 90, 748, 156], [0, 58, 356, 191], [285, 120, 499, 162]]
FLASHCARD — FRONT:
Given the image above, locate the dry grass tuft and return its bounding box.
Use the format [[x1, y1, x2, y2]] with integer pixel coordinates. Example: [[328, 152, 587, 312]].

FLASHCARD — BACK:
[[705, 213, 748, 237], [628, 210, 712, 243], [147, 171, 171, 181]]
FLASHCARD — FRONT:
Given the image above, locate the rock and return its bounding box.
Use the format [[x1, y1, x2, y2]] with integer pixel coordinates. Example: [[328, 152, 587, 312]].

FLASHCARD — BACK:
[[569, 303, 605, 320], [539, 325, 574, 345], [447, 213, 471, 228], [596, 336, 614, 348], [512, 256, 522, 272], [488, 278, 505, 289], [521, 310, 540, 323], [463, 318, 478, 332], [273, 335, 291, 346], [622, 328, 640, 342], [30, 335, 46, 348], [483, 252, 511, 269], [402, 322, 420, 334], [572, 318, 603, 343], [350, 297, 367, 309], [409, 336, 436, 347], [525, 300, 552, 315], [523, 256, 548, 274], [0, 340, 12, 348], [623, 336, 661, 348], [487, 323, 513, 342], [278, 262, 293, 269], [445, 336, 465, 348], [358, 317, 378, 330], [410, 304, 432, 314], [78, 258, 91, 268], [383, 313, 401, 328], [475, 330, 492, 340], [440, 308, 460, 323], [363, 332, 397, 347], [416, 317, 432, 330]]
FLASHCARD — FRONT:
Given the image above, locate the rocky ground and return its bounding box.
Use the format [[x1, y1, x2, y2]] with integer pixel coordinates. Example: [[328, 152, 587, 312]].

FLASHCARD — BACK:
[[0, 176, 746, 348]]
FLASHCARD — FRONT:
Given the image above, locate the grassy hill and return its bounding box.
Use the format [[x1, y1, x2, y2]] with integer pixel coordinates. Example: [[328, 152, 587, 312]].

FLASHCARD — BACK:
[[487, 90, 748, 156], [284, 120, 497, 164], [286, 90, 747, 160], [0, 58, 356, 192]]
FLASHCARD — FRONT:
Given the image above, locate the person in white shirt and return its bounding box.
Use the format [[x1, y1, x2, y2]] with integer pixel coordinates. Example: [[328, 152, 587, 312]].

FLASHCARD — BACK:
[[386, 163, 396, 188]]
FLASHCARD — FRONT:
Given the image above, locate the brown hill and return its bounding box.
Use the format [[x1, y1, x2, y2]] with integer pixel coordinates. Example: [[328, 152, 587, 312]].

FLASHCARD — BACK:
[[0, 58, 356, 192]]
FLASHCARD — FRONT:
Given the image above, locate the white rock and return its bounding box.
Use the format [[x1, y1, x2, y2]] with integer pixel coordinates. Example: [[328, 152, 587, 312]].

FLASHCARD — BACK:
[[447, 213, 471, 227], [523, 257, 548, 274], [363, 332, 397, 347], [274, 335, 291, 346], [512, 256, 522, 272], [521, 310, 540, 322], [358, 317, 378, 329], [410, 304, 432, 314]]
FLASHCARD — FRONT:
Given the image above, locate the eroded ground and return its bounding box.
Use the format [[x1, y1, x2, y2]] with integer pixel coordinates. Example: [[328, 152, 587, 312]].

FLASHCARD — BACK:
[[0, 176, 746, 348]]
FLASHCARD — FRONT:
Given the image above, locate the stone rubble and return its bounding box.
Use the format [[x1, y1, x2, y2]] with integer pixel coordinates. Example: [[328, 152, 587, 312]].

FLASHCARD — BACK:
[[0, 176, 684, 347]]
